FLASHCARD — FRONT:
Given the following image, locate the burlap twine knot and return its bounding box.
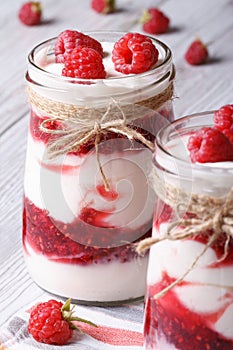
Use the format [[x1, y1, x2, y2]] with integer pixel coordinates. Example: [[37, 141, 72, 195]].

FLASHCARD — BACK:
[[28, 83, 174, 190], [136, 170, 233, 298]]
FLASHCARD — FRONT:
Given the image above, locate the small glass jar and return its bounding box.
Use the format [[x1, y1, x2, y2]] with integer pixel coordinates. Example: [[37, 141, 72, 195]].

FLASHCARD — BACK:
[[23, 31, 175, 304], [144, 112, 233, 348]]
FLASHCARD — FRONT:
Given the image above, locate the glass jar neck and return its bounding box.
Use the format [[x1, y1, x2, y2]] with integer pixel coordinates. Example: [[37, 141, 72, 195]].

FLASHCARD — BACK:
[[26, 32, 174, 108], [153, 112, 233, 197]]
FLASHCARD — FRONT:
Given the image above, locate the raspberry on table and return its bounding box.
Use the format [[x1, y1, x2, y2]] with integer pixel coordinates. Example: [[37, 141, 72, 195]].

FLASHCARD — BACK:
[[214, 104, 233, 144], [91, 0, 115, 14], [28, 298, 97, 345], [18, 1, 42, 26], [62, 46, 106, 79], [140, 8, 170, 35], [184, 39, 208, 65], [187, 127, 233, 163], [55, 30, 103, 63], [112, 32, 159, 75]]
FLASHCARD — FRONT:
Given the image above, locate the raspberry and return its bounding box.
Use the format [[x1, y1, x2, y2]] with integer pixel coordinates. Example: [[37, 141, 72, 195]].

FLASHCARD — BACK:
[[187, 127, 233, 163], [91, 0, 115, 14], [55, 30, 103, 63], [112, 32, 159, 75], [18, 1, 42, 26], [28, 299, 97, 345], [214, 104, 233, 144], [62, 46, 106, 79], [140, 8, 170, 34], [185, 39, 208, 65]]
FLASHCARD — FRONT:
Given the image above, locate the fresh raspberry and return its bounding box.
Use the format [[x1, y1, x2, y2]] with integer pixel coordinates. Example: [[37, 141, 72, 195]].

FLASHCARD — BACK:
[[62, 46, 106, 79], [91, 0, 115, 14], [185, 39, 208, 65], [140, 8, 170, 34], [112, 32, 159, 75], [214, 104, 233, 144], [187, 127, 233, 163], [55, 30, 103, 63], [28, 299, 97, 345], [18, 1, 42, 26]]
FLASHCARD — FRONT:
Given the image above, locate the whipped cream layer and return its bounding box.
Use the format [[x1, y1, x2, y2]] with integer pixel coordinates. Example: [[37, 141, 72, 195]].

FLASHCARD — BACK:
[[27, 37, 173, 107]]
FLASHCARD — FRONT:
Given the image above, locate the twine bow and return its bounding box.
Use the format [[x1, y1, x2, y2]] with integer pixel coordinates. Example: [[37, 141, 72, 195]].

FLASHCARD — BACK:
[[27, 81, 174, 190], [136, 170, 233, 298], [39, 100, 155, 190]]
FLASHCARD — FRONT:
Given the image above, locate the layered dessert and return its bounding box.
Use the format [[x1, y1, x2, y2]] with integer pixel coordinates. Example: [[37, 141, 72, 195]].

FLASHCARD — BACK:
[[144, 106, 233, 348], [23, 31, 174, 303]]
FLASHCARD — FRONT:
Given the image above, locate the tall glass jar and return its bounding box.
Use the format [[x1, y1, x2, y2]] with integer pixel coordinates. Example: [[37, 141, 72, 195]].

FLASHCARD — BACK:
[[144, 112, 233, 348], [23, 31, 175, 304]]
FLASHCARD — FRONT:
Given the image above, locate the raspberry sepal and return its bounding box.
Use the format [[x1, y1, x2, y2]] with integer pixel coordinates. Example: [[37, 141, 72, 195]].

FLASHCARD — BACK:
[[61, 298, 98, 330]]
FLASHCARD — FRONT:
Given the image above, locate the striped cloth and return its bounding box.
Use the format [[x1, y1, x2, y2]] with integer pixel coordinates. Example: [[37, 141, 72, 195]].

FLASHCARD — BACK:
[[0, 299, 144, 350]]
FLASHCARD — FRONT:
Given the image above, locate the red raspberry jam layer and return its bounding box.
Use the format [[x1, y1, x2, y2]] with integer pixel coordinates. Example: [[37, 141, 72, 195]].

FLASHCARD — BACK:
[[29, 109, 163, 155], [23, 197, 151, 265], [144, 274, 233, 349]]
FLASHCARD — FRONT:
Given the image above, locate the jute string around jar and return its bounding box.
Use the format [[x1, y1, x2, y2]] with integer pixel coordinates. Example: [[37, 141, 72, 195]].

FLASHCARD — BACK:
[[27, 83, 174, 190], [136, 170, 233, 298]]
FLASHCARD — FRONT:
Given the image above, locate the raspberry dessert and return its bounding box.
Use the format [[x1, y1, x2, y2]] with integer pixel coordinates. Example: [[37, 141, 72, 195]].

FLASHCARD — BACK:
[[143, 111, 233, 349], [23, 31, 175, 303]]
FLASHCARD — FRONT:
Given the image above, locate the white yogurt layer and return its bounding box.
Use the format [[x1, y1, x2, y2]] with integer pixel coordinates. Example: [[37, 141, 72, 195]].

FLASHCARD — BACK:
[[24, 242, 148, 302], [24, 132, 155, 231]]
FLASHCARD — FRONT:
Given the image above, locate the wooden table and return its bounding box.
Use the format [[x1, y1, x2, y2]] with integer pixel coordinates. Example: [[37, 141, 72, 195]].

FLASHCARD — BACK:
[[1, 0, 233, 337]]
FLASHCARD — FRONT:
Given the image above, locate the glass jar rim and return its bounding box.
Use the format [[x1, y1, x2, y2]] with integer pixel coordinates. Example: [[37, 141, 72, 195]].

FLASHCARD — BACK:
[[27, 30, 173, 84], [154, 110, 233, 176]]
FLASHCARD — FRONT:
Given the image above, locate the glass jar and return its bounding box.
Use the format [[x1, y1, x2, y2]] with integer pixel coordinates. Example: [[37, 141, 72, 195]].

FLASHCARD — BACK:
[[23, 31, 175, 304], [144, 111, 233, 348]]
